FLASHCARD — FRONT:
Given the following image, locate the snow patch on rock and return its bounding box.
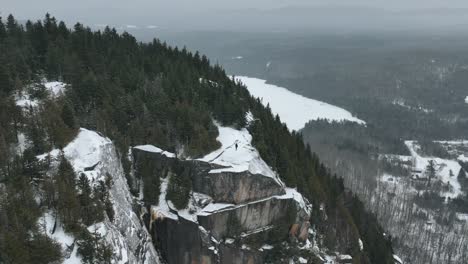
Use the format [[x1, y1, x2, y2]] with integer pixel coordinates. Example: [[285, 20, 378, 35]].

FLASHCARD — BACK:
[[151, 177, 179, 221], [44, 81, 67, 97], [134, 144, 176, 158], [393, 254, 403, 264], [199, 123, 282, 185], [37, 128, 110, 182]]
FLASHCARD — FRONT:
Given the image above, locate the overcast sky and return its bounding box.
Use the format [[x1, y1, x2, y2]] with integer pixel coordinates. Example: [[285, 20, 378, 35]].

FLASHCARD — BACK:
[[3, 0, 468, 32]]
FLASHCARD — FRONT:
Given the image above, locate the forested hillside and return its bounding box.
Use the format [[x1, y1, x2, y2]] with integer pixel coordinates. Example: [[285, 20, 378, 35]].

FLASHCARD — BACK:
[[0, 14, 394, 263]]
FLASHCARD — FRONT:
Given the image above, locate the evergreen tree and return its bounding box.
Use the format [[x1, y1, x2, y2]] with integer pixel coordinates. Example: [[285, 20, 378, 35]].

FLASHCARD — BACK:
[[167, 163, 191, 210], [56, 153, 80, 232], [77, 229, 112, 264], [458, 168, 467, 192], [426, 160, 436, 186], [61, 101, 76, 129], [77, 173, 93, 224], [0, 17, 6, 40], [6, 14, 18, 34], [0, 64, 12, 95], [459, 168, 467, 180], [0, 156, 62, 264]]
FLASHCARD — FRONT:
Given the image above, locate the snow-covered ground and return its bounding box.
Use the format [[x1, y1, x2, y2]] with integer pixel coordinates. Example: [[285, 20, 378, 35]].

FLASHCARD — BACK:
[[373, 140, 468, 264], [235, 76, 365, 131], [44, 81, 66, 97], [37, 128, 111, 182], [15, 80, 67, 108], [392, 99, 432, 113], [199, 123, 282, 185], [15, 93, 39, 108], [404, 141, 462, 199], [38, 211, 81, 264]]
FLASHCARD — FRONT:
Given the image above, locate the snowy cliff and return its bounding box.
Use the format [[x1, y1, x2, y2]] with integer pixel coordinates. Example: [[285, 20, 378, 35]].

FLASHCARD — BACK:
[[38, 129, 160, 264], [132, 124, 319, 264]]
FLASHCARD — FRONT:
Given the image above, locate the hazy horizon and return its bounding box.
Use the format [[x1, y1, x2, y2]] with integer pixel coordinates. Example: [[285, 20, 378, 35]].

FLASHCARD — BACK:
[[4, 1, 468, 33]]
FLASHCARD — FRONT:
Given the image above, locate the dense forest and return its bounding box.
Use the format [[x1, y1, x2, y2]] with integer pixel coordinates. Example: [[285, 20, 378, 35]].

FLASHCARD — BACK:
[[0, 14, 394, 263]]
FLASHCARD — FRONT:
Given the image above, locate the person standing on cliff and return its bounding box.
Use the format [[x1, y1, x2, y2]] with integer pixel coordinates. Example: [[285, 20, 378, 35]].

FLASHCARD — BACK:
[[235, 142, 238, 151]]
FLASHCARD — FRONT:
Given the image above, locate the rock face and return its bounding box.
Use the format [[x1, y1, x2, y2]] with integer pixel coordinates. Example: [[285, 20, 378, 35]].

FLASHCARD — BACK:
[[39, 129, 161, 264], [132, 146, 312, 264], [219, 244, 264, 264], [152, 217, 217, 264], [132, 148, 285, 204], [198, 197, 295, 240], [192, 171, 285, 204], [91, 137, 161, 263]]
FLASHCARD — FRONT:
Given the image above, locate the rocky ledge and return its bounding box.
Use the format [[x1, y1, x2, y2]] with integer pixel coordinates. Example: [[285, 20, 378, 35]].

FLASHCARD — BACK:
[[132, 142, 311, 264]]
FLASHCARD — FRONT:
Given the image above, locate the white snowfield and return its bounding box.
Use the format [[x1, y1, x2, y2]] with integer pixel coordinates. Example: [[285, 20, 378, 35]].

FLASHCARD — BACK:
[[404, 141, 463, 199], [199, 124, 282, 185], [235, 76, 365, 131]]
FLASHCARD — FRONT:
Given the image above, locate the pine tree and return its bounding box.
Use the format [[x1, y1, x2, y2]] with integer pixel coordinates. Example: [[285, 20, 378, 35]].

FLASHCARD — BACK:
[[458, 168, 467, 192], [77, 229, 112, 264], [57, 21, 69, 39], [56, 153, 80, 232], [459, 168, 467, 180], [0, 64, 12, 95], [6, 14, 18, 34], [167, 164, 191, 210], [77, 173, 93, 224], [61, 101, 76, 129], [0, 16, 6, 40], [426, 160, 436, 186]]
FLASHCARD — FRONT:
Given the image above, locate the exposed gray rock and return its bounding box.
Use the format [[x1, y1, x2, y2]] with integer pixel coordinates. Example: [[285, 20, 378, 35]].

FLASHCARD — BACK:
[[99, 142, 161, 263], [151, 217, 217, 264], [198, 197, 296, 241], [133, 146, 312, 264], [133, 147, 284, 204], [192, 171, 285, 204], [219, 244, 264, 264]]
